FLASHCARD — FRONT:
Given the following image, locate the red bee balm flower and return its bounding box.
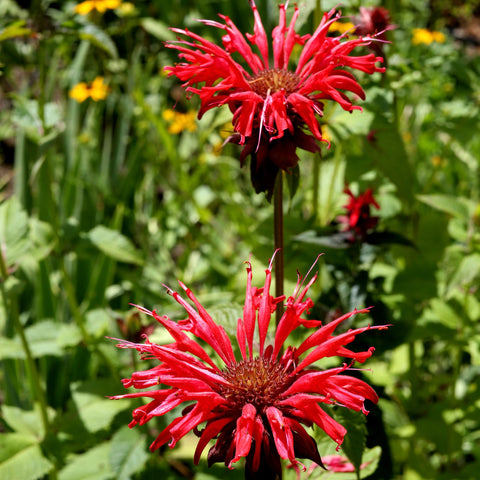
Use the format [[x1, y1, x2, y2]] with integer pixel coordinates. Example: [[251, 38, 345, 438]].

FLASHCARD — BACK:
[[111, 256, 387, 479], [337, 187, 380, 239], [165, 1, 385, 196]]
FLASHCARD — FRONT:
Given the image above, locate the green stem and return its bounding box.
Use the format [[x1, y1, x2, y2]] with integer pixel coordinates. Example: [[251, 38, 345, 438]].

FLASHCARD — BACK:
[[0, 253, 55, 476], [312, 148, 321, 219], [273, 172, 284, 326], [59, 262, 119, 381]]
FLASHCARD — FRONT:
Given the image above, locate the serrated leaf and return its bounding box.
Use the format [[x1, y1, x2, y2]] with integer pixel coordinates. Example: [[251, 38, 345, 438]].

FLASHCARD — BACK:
[[0, 434, 53, 480], [0, 322, 81, 360], [72, 381, 130, 433], [1, 405, 54, 441], [109, 426, 148, 480], [88, 225, 144, 266], [24, 321, 82, 357], [335, 408, 367, 477], [59, 442, 113, 480]]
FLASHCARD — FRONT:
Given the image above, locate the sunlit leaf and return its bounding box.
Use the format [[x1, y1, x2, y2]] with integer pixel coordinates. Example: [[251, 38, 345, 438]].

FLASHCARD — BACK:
[[88, 225, 144, 266], [58, 442, 113, 480], [109, 427, 148, 480], [0, 434, 53, 480]]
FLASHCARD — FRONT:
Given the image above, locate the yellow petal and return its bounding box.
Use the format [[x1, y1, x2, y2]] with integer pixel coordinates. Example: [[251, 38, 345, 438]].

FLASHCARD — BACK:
[[69, 83, 90, 102]]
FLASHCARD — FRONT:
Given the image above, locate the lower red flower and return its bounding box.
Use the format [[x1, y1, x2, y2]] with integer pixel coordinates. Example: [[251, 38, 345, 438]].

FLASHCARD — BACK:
[[110, 255, 387, 478]]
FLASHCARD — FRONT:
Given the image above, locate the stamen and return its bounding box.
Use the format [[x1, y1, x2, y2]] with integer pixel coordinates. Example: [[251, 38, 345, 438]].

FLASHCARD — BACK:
[[249, 68, 300, 98], [217, 357, 294, 412]]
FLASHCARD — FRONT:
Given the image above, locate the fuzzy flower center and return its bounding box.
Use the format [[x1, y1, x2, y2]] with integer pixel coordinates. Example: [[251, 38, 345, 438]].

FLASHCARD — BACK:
[[248, 68, 300, 98], [218, 357, 293, 412]]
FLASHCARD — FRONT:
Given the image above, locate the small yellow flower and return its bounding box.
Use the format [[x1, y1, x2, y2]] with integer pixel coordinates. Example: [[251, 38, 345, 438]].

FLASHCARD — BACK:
[[329, 21, 355, 35], [116, 2, 135, 16], [89, 77, 110, 101], [431, 31, 446, 43], [74, 0, 121, 15], [412, 28, 446, 45], [162, 110, 197, 134], [162, 109, 176, 122], [431, 155, 443, 167], [69, 82, 91, 103], [69, 77, 110, 103], [219, 123, 234, 140]]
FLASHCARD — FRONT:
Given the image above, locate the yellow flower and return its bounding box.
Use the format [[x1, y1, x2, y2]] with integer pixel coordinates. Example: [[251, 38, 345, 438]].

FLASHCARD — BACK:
[[69, 77, 110, 103], [162, 109, 176, 122], [89, 77, 110, 101], [431, 31, 446, 43], [412, 28, 446, 45], [162, 110, 197, 134], [74, 0, 121, 15], [116, 2, 135, 16], [329, 21, 355, 35], [69, 82, 91, 103]]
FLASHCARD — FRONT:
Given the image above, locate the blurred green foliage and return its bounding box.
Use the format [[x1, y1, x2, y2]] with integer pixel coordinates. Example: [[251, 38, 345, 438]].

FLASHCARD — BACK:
[[1, 0, 480, 479]]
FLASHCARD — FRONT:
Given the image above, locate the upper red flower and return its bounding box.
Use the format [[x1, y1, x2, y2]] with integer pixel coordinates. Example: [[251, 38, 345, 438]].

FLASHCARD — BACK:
[[111, 255, 387, 478], [337, 187, 380, 239], [165, 1, 385, 196]]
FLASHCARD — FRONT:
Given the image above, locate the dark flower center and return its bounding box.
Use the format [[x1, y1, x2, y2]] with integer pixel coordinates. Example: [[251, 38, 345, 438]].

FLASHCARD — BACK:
[[249, 69, 300, 98], [218, 357, 293, 412]]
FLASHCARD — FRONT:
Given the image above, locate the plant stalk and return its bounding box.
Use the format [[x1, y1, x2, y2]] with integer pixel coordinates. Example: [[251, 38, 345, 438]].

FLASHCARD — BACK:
[[273, 172, 284, 326]]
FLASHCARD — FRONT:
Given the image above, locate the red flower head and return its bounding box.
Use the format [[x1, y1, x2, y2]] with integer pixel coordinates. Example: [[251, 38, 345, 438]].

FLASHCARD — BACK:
[[111, 255, 387, 478], [337, 187, 380, 240], [354, 7, 395, 56], [354, 6, 393, 40], [165, 1, 385, 196]]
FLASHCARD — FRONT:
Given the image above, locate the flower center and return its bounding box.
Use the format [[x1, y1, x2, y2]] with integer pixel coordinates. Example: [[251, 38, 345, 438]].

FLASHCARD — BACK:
[[218, 357, 293, 412], [248, 69, 300, 98]]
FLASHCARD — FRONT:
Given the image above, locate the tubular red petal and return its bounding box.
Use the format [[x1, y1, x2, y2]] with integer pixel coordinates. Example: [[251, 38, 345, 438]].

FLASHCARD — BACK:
[[272, 4, 287, 69], [247, 3, 269, 67], [229, 404, 257, 467], [266, 406, 297, 465], [194, 417, 233, 464]]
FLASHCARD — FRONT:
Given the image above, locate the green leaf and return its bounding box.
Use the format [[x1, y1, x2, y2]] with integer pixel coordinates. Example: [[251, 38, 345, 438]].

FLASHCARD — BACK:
[[446, 253, 480, 298], [286, 164, 300, 201], [0, 197, 29, 268], [417, 194, 470, 219], [334, 408, 367, 477], [78, 24, 118, 58], [0, 321, 82, 360], [0, 434, 53, 480], [0, 20, 32, 41], [72, 381, 130, 433], [365, 125, 415, 205], [1, 404, 54, 441], [58, 442, 113, 480], [109, 427, 148, 480], [140, 18, 175, 41], [88, 225, 144, 266]]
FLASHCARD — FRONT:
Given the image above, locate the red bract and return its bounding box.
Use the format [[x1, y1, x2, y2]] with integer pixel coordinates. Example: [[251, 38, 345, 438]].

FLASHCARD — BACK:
[[111, 255, 387, 479], [337, 187, 380, 240], [165, 1, 385, 196]]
